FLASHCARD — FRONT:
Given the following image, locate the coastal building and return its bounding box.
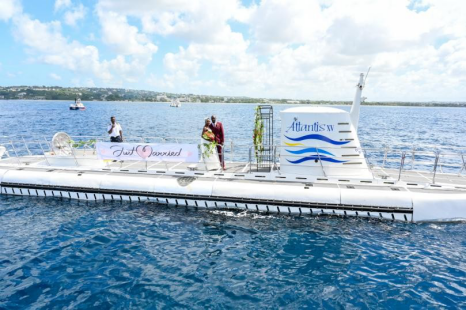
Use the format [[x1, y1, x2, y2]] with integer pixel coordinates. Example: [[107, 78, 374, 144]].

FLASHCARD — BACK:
[[156, 95, 168, 101]]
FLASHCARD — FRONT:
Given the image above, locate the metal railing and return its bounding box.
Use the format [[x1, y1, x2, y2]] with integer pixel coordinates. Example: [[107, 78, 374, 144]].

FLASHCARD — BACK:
[[0, 136, 231, 172], [1, 135, 465, 184]]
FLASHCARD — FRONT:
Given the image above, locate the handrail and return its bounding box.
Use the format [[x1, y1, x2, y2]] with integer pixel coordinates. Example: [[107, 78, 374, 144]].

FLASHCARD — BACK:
[[22, 136, 32, 156], [382, 146, 388, 167], [9, 141, 21, 165], [1, 134, 465, 153], [432, 151, 440, 184], [316, 148, 326, 177], [2, 134, 466, 154], [398, 152, 406, 181], [2, 139, 463, 158], [248, 147, 251, 173], [459, 155, 466, 176], [38, 142, 51, 166], [2, 136, 465, 177]]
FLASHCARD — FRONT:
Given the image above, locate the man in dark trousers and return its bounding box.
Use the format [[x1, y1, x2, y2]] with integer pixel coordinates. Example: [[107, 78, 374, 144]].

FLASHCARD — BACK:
[[209, 115, 225, 169], [107, 116, 123, 142]]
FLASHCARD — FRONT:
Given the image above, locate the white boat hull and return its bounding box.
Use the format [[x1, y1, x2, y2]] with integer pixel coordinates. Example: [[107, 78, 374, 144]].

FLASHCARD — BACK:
[[1, 166, 465, 222]]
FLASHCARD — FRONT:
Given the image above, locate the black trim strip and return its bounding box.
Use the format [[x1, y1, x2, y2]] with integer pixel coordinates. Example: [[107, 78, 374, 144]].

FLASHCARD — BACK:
[[0, 182, 413, 214]]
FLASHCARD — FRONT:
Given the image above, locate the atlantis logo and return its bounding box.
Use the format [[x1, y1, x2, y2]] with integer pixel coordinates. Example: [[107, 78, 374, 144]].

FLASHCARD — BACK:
[[285, 117, 334, 133]]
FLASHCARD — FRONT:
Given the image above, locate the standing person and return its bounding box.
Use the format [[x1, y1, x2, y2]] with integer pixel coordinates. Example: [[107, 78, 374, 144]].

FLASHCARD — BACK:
[[107, 116, 123, 142], [209, 115, 225, 169]]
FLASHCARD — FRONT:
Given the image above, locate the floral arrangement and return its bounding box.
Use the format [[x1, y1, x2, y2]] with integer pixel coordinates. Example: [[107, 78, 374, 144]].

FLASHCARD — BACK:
[[202, 131, 215, 142], [253, 106, 264, 162], [68, 139, 97, 149], [202, 131, 217, 157]]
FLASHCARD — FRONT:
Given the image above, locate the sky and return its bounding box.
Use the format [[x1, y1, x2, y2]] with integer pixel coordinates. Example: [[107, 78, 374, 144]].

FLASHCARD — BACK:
[[0, 0, 465, 102]]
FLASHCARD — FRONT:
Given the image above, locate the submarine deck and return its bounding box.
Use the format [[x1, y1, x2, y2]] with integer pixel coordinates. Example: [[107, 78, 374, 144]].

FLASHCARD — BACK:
[[1, 156, 466, 189]]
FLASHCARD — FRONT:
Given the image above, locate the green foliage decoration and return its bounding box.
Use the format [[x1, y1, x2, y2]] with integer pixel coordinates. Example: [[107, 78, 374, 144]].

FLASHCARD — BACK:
[[253, 106, 264, 163]]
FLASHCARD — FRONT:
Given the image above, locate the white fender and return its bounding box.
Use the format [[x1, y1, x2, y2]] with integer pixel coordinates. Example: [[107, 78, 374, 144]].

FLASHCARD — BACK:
[[412, 190, 466, 222]]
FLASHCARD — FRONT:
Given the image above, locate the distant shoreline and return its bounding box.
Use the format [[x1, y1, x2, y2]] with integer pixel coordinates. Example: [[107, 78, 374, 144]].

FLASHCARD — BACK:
[[1, 86, 465, 107], [1, 99, 465, 108]]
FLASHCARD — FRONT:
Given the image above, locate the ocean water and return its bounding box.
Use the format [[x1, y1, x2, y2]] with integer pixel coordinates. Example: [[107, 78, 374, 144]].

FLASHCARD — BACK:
[[1, 100, 466, 308]]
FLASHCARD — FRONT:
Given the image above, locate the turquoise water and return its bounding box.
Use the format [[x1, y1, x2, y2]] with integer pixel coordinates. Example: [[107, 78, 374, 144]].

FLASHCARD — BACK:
[[1, 101, 466, 308]]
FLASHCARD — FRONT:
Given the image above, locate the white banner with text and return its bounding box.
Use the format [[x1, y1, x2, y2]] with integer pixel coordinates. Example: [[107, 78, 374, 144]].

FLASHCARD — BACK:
[[96, 142, 199, 162]]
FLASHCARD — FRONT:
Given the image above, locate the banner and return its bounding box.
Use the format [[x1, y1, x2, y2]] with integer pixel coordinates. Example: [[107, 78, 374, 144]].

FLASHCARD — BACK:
[[96, 142, 199, 162]]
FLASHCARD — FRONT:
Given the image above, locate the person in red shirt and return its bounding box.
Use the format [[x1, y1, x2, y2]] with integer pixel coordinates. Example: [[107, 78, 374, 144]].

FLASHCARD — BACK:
[[209, 115, 225, 169]]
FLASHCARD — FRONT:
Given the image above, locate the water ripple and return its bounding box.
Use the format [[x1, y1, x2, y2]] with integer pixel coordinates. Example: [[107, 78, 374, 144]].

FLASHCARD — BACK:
[[1, 197, 464, 308]]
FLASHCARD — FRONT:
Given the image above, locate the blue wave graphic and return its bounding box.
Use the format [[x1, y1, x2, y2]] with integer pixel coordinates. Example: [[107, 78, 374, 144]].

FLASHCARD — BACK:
[[285, 134, 350, 145], [285, 148, 335, 157], [287, 155, 348, 164]]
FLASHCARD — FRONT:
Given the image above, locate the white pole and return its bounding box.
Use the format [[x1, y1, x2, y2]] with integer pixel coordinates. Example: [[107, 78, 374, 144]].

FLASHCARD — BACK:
[[350, 73, 365, 131]]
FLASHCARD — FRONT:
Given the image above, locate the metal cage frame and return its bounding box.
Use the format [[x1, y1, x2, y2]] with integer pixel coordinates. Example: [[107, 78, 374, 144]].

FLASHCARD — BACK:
[[255, 105, 274, 172]]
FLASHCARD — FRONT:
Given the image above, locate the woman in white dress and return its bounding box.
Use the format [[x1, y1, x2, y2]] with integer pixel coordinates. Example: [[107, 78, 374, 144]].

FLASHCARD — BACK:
[[200, 118, 220, 170]]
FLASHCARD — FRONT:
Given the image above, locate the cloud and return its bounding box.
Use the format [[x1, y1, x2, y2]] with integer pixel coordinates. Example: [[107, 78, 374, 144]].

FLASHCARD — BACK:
[[2, 0, 466, 100], [54, 0, 71, 11], [97, 0, 197, 17], [11, 13, 156, 84], [102, 0, 259, 93], [97, 10, 157, 56], [96, 9, 158, 82], [4, 0, 159, 86], [248, 0, 326, 46], [49, 73, 62, 80], [0, 0, 21, 21], [99, 0, 251, 43], [145, 0, 466, 101], [63, 3, 86, 26]]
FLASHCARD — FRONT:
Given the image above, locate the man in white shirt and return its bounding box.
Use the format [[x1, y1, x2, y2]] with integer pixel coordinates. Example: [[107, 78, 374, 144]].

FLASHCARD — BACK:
[[107, 116, 123, 142]]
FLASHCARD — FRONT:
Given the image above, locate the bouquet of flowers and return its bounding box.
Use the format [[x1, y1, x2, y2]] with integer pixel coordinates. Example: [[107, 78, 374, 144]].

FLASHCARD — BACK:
[[202, 130, 217, 157], [202, 131, 215, 142]]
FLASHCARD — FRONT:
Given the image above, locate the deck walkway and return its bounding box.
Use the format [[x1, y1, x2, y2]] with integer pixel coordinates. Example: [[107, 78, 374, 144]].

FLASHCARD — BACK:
[[1, 156, 466, 188]]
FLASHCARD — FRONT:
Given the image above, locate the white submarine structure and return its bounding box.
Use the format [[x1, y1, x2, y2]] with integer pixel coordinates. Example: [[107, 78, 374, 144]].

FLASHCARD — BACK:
[[1, 74, 465, 223]]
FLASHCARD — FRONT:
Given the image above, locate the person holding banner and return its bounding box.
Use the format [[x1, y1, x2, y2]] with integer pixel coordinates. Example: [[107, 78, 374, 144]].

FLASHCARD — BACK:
[[107, 116, 123, 142]]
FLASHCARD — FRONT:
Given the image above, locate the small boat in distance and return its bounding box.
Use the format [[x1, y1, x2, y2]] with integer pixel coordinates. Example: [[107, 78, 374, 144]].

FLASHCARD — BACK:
[[170, 98, 181, 107], [70, 97, 86, 110]]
